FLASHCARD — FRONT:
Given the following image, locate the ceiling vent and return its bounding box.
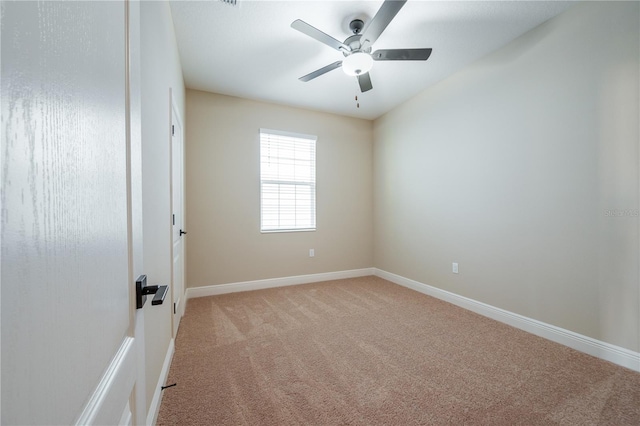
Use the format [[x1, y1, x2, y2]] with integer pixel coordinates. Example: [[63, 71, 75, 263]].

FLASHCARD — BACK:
[[219, 0, 237, 5]]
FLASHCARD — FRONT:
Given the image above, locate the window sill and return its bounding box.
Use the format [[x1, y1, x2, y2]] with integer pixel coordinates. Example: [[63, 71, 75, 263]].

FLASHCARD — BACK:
[[260, 228, 316, 234]]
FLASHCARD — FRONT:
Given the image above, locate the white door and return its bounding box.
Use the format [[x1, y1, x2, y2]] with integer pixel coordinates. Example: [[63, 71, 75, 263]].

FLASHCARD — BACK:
[[171, 101, 186, 335], [1, 1, 144, 424]]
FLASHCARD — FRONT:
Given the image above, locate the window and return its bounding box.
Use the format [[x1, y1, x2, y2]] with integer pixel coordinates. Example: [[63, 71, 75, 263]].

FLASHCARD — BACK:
[[260, 129, 316, 232]]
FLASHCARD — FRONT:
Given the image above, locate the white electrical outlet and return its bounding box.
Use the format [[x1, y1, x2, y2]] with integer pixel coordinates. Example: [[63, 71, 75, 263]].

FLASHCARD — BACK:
[[309, 249, 315, 257], [452, 262, 459, 274]]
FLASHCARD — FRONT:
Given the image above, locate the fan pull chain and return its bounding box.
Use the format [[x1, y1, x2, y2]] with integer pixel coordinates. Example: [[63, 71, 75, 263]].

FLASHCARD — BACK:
[[355, 95, 360, 109]]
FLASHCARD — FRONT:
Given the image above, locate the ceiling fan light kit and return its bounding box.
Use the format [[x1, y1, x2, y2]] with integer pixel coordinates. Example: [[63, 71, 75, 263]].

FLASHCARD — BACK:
[[342, 52, 373, 76], [291, 0, 432, 93]]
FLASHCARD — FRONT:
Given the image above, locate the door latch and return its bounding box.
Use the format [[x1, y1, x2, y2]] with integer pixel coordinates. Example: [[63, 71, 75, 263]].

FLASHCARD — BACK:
[[179, 230, 187, 236]]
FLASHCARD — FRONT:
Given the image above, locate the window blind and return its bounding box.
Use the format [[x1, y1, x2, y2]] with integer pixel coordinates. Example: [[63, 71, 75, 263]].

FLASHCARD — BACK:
[[260, 129, 316, 232]]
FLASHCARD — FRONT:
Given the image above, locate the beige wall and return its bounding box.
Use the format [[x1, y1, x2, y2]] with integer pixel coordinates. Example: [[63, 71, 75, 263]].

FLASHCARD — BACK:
[[374, 1, 639, 352], [186, 90, 373, 286]]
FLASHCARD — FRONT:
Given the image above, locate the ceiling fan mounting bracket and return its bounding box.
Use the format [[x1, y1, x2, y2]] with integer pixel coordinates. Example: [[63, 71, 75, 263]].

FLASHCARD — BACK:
[[349, 19, 365, 35]]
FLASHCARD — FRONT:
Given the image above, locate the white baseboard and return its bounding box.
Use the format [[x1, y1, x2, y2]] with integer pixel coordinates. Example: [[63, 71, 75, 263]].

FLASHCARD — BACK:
[[185, 268, 375, 300], [146, 338, 175, 426], [374, 268, 640, 373]]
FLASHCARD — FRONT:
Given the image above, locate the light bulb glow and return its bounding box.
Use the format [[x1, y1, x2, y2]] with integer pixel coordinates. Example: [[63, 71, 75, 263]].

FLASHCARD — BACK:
[[342, 52, 373, 76]]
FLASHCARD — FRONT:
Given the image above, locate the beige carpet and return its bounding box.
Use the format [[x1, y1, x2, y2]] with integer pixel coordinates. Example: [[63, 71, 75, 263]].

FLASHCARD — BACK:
[[157, 276, 640, 425]]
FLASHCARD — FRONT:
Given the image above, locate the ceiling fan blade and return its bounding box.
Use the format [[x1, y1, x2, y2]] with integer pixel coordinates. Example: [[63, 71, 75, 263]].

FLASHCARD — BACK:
[[291, 19, 350, 52], [357, 72, 373, 93], [372, 48, 432, 61], [360, 0, 407, 50], [299, 61, 343, 82]]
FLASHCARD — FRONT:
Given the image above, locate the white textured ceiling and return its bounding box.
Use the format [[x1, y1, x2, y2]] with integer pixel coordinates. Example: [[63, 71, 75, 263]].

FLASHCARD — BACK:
[[169, 0, 574, 120]]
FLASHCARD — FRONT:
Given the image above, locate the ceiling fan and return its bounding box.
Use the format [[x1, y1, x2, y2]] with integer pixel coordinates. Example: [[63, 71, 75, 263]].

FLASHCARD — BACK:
[[291, 0, 432, 93]]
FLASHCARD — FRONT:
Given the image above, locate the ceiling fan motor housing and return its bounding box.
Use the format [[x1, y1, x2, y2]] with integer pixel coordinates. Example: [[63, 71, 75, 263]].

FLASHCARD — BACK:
[[343, 34, 370, 56]]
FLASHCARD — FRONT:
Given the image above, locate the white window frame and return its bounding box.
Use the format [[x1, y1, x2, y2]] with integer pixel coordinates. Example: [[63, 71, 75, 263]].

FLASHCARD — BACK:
[[260, 128, 317, 233]]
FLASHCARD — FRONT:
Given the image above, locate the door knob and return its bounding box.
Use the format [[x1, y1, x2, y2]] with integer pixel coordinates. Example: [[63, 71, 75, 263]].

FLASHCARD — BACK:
[[180, 230, 187, 236]]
